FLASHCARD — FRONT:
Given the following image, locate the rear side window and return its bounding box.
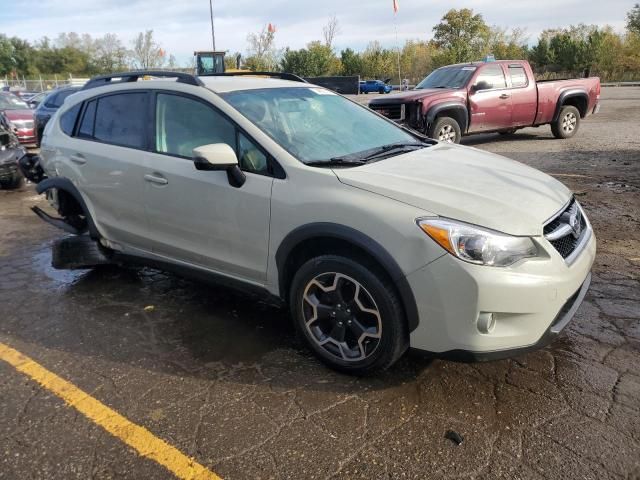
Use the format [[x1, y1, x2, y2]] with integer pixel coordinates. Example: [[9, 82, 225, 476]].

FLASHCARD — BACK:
[[509, 66, 527, 87], [45, 89, 77, 108], [475, 65, 507, 89], [78, 100, 96, 138], [60, 103, 81, 136], [93, 93, 147, 149]]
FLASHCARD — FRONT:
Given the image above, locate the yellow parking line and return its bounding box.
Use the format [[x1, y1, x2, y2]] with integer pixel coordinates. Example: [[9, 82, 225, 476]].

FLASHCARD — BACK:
[[0, 342, 221, 480]]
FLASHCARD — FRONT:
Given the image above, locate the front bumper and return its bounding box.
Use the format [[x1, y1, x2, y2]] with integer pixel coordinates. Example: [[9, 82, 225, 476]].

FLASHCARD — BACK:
[[406, 228, 596, 358]]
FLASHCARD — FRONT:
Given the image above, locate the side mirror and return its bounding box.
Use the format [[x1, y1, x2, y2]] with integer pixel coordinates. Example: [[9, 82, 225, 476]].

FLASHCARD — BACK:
[[471, 80, 492, 93], [192, 143, 246, 188]]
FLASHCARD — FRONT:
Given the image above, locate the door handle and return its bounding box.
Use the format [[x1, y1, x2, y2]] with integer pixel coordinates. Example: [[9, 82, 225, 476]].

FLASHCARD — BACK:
[[144, 173, 168, 185], [499, 94, 510, 99], [70, 154, 86, 165]]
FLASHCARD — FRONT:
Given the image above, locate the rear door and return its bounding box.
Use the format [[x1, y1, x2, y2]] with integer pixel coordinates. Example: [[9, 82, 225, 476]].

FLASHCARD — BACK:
[[507, 64, 537, 127], [66, 91, 150, 248], [142, 91, 273, 283], [467, 64, 512, 132]]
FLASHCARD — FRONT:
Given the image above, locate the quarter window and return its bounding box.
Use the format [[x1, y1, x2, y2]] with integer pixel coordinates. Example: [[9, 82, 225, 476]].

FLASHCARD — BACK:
[[60, 103, 81, 136], [155, 93, 235, 158], [238, 132, 268, 174], [509, 66, 527, 87], [475, 65, 507, 89], [93, 93, 147, 149]]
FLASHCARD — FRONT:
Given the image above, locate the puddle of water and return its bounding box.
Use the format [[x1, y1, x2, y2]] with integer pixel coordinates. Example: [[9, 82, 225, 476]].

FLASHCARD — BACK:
[[32, 248, 89, 287]]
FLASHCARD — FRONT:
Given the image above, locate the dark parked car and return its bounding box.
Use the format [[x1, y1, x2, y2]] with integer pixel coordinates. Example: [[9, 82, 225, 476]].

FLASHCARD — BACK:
[[34, 87, 81, 144], [0, 92, 37, 147], [0, 112, 26, 189], [26, 91, 48, 109]]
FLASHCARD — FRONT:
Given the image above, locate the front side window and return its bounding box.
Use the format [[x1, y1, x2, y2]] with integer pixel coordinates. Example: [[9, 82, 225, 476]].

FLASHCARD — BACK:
[[221, 87, 419, 164], [238, 132, 268, 174], [155, 93, 235, 158], [474, 65, 507, 90], [94, 93, 147, 149]]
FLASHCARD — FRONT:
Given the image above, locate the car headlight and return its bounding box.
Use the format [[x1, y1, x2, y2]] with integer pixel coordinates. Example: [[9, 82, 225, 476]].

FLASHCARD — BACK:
[[418, 218, 537, 267]]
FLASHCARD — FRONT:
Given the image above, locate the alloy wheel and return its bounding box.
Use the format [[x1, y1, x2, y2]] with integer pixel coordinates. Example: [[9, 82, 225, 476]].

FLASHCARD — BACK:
[[438, 124, 456, 143], [562, 112, 577, 133], [302, 272, 382, 362]]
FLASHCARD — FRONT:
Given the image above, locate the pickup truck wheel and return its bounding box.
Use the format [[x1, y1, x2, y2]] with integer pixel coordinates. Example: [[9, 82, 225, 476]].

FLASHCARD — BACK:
[[378, 87, 385, 94], [552, 105, 580, 139], [289, 255, 408, 375], [429, 117, 461, 144]]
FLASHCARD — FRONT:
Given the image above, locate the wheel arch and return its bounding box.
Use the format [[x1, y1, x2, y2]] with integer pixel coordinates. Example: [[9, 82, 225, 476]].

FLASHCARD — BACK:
[[554, 89, 589, 120], [425, 102, 469, 133], [275, 223, 420, 332], [35, 177, 101, 239]]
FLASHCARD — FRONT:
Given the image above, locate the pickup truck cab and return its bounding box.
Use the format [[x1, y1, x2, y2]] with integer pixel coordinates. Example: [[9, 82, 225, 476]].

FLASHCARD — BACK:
[[369, 60, 600, 143], [360, 79, 393, 94]]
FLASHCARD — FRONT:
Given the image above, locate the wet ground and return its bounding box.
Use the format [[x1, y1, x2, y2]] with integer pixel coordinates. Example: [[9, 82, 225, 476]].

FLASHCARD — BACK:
[[1, 87, 639, 479]]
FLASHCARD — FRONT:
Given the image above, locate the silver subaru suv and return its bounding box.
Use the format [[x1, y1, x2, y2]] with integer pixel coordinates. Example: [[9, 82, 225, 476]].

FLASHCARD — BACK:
[[32, 71, 595, 375]]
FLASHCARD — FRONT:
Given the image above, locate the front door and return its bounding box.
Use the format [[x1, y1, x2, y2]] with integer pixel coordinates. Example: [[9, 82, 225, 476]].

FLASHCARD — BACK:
[[468, 64, 512, 132], [143, 92, 273, 283]]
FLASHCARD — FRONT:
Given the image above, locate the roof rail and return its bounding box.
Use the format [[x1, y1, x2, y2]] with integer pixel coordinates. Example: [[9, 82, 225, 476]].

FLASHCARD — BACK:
[[201, 71, 308, 83], [82, 71, 204, 90]]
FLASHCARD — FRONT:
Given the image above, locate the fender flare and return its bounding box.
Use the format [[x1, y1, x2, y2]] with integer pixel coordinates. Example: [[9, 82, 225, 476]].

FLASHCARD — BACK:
[[553, 89, 589, 121], [425, 102, 469, 133], [275, 222, 420, 332], [35, 177, 101, 239]]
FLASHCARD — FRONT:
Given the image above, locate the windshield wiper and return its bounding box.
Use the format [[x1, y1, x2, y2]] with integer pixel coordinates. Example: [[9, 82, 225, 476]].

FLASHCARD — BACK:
[[306, 158, 366, 167], [360, 141, 428, 161]]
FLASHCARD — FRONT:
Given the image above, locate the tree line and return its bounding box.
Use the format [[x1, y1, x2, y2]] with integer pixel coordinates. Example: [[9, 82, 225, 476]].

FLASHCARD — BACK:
[[2, 6, 640, 83]]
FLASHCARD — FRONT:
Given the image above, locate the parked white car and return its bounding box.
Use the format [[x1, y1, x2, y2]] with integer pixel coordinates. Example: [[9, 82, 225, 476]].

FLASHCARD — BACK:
[[33, 71, 595, 374]]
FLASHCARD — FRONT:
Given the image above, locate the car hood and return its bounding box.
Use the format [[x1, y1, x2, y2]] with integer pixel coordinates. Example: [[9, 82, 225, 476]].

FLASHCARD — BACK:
[[2, 109, 34, 121], [369, 88, 456, 103], [334, 143, 571, 236]]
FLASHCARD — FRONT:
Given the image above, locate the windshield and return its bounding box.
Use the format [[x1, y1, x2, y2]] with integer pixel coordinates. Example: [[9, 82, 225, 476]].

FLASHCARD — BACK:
[[221, 87, 418, 163], [415, 66, 476, 89], [0, 94, 29, 110]]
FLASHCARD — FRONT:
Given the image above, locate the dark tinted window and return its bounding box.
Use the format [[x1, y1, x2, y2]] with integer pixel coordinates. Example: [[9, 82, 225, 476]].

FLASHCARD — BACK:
[[509, 65, 527, 87], [475, 65, 507, 89], [78, 100, 96, 138], [155, 93, 235, 157], [60, 103, 81, 136], [94, 93, 147, 149]]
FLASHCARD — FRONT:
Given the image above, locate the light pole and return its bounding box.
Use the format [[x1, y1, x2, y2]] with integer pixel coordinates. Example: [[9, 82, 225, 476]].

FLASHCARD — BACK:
[[209, 0, 216, 51]]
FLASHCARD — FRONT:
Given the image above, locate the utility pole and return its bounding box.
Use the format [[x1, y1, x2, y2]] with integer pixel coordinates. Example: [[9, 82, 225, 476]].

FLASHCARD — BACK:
[[209, 0, 216, 51]]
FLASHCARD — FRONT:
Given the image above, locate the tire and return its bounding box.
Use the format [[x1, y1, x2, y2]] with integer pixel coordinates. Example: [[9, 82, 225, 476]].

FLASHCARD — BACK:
[[551, 105, 580, 139], [379, 87, 385, 94], [428, 116, 461, 144], [0, 173, 23, 190], [289, 255, 408, 375]]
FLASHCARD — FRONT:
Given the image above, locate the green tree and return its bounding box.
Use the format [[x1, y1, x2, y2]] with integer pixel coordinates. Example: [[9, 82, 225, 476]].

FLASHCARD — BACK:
[[432, 9, 490, 63], [280, 41, 340, 77], [245, 26, 279, 71], [627, 3, 640, 34], [340, 48, 363, 76], [130, 30, 166, 69]]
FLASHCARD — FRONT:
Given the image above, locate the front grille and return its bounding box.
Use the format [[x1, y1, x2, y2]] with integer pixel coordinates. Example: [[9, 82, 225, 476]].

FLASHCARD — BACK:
[[370, 103, 404, 121], [544, 199, 588, 260]]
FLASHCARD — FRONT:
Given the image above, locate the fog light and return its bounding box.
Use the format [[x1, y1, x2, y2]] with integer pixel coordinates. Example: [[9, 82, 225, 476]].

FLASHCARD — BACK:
[[477, 312, 496, 334]]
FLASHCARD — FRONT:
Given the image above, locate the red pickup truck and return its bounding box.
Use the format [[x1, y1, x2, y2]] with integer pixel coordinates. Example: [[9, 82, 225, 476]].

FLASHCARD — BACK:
[[368, 60, 600, 143]]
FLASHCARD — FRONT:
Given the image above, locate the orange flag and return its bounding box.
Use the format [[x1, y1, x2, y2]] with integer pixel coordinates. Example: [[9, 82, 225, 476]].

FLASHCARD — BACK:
[[393, 0, 399, 13], [268, 23, 276, 33]]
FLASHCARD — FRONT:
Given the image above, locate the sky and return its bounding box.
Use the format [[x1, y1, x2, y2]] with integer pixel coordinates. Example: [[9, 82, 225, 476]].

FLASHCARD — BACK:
[[0, 0, 633, 65]]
